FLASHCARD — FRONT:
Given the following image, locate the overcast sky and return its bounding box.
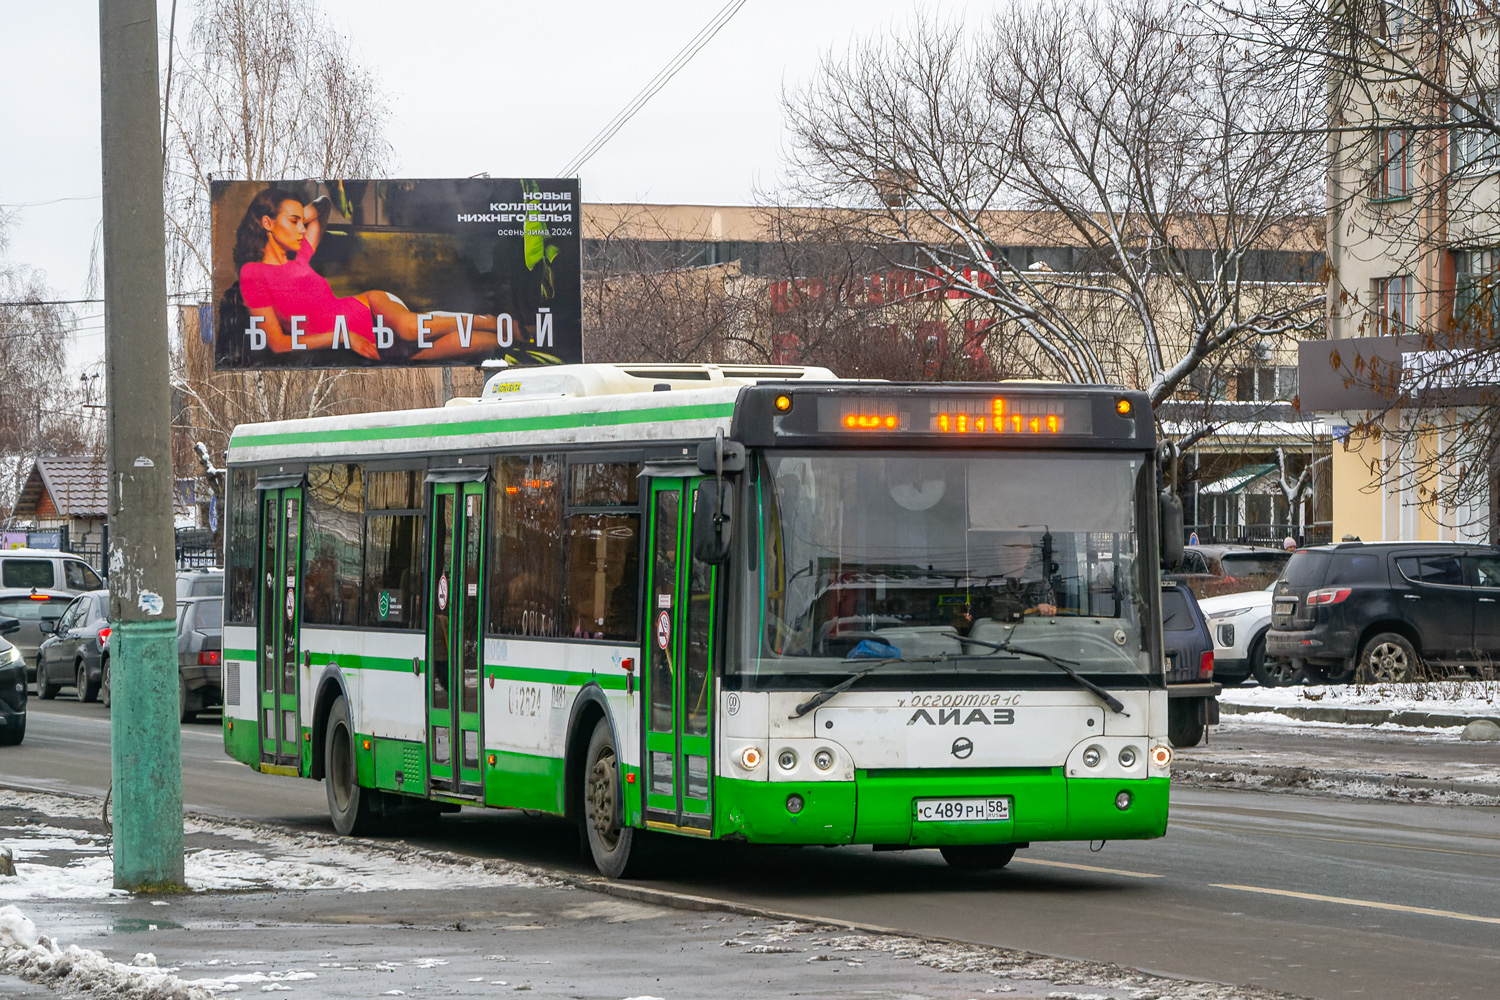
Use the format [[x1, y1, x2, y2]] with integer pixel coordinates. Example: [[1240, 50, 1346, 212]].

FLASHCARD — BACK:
[[0, 0, 988, 339]]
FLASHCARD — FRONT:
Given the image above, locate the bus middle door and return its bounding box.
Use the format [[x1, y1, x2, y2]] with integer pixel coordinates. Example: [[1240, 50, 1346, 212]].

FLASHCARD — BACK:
[[425, 481, 486, 796], [643, 476, 717, 834], [256, 486, 303, 771]]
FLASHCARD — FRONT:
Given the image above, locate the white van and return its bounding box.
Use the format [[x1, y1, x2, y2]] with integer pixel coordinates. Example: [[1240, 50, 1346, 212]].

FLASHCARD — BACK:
[[0, 548, 104, 594]]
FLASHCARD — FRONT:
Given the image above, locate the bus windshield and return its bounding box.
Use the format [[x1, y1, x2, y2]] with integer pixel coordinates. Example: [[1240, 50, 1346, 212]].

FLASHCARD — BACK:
[[740, 451, 1153, 681]]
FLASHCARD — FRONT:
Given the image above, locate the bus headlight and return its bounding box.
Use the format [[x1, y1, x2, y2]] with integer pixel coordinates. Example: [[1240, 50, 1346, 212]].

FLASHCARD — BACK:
[[813, 748, 834, 771], [1115, 791, 1132, 810], [777, 749, 798, 771], [1082, 745, 1104, 768], [738, 746, 763, 770], [1118, 746, 1138, 768]]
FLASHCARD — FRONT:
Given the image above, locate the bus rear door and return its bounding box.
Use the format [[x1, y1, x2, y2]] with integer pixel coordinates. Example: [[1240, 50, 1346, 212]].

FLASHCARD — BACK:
[[425, 480, 486, 796], [256, 485, 302, 772]]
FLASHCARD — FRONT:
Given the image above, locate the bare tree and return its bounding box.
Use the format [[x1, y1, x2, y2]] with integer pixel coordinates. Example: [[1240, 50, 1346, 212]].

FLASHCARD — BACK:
[[779, 0, 1327, 428], [0, 210, 103, 519], [163, 0, 440, 489]]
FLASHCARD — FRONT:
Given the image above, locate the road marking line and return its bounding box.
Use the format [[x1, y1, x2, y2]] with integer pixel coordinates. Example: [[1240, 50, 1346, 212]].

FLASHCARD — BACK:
[[1212, 884, 1500, 925], [1174, 819, 1500, 859], [1013, 858, 1162, 878]]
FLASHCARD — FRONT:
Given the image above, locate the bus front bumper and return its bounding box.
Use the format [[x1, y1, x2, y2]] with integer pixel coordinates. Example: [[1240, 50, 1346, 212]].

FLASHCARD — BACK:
[[715, 769, 1168, 846]]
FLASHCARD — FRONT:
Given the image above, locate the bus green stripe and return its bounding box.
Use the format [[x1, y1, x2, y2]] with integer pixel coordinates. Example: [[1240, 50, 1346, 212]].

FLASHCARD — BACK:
[[490, 664, 627, 690], [226, 647, 630, 688], [229, 401, 736, 451]]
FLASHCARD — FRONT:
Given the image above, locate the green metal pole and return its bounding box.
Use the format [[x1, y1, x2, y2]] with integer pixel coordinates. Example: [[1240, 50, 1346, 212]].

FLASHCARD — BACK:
[[100, 0, 184, 891]]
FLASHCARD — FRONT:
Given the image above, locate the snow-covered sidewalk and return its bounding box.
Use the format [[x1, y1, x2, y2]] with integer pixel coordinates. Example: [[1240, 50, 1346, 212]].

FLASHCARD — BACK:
[[1221, 678, 1500, 726]]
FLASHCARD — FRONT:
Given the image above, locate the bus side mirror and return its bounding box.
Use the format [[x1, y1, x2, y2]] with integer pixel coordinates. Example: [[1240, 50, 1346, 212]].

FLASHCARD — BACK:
[[1159, 490, 1183, 571], [692, 482, 733, 565]]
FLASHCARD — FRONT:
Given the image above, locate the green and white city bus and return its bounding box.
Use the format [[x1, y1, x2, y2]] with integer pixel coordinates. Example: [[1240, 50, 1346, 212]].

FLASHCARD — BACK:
[[221, 363, 1176, 875]]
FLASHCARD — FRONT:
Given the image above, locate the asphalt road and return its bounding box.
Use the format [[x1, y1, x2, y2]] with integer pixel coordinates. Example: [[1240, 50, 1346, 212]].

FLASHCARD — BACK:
[[7, 697, 1500, 1000]]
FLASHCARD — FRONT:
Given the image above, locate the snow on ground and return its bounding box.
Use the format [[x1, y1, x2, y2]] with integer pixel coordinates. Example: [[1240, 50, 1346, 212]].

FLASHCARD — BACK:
[[1221, 679, 1500, 718], [0, 789, 556, 902]]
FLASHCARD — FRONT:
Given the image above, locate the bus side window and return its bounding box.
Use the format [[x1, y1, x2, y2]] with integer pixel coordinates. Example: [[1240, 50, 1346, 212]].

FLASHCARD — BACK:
[[491, 455, 565, 637]]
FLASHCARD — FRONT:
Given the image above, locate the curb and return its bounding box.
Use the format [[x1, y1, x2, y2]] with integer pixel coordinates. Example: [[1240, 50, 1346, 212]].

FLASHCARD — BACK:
[[1220, 701, 1500, 730], [1173, 762, 1500, 800]]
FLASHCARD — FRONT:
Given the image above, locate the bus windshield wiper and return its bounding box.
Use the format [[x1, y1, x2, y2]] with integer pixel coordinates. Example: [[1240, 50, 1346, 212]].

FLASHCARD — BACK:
[[788, 655, 938, 719], [957, 634, 1128, 715]]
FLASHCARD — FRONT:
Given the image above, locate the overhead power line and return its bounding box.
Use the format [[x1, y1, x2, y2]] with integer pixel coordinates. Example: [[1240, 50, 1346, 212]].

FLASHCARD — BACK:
[[558, 0, 751, 178]]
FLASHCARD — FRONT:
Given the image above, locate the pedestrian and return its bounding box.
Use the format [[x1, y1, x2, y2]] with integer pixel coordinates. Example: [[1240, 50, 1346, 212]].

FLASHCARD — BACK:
[[1282, 535, 1297, 551]]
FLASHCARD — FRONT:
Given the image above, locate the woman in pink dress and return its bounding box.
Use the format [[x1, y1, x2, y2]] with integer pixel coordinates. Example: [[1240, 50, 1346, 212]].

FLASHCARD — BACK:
[[233, 187, 502, 359]]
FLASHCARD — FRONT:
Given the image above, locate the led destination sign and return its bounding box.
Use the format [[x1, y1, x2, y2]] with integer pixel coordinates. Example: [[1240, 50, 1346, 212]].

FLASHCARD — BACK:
[[815, 394, 1096, 436]]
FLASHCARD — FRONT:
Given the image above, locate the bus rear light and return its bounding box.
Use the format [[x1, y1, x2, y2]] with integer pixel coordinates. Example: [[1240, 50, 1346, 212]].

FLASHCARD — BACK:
[[98, 627, 112, 649], [199, 650, 221, 666], [1306, 587, 1352, 606], [785, 794, 804, 814], [1199, 651, 1214, 678], [1082, 745, 1103, 768], [1150, 745, 1172, 767], [1115, 790, 1132, 810], [738, 746, 763, 770], [1118, 746, 1138, 768]]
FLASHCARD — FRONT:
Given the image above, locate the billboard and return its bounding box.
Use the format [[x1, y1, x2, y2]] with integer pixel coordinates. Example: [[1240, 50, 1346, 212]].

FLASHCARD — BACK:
[[209, 178, 581, 370]]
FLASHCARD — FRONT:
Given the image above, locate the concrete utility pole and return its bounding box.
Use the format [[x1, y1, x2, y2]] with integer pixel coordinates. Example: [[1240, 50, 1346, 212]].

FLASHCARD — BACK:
[[99, 0, 184, 891]]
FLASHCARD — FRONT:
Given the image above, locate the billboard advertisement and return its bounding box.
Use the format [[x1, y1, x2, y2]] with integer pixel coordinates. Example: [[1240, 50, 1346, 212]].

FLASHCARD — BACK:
[[209, 178, 581, 370]]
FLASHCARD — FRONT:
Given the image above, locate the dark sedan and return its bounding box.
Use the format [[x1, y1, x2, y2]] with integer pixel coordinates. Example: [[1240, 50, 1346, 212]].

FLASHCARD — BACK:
[[36, 589, 110, 702], [0, 588, 76, 684], [177, 596, 223, 722], [0, 618, 26, 745]]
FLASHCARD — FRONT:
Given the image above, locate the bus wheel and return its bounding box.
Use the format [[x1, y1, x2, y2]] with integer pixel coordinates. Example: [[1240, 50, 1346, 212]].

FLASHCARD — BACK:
[[939, 844, 1017, 870], [583, 718, 642, 878], [325, 694, 383, 836]]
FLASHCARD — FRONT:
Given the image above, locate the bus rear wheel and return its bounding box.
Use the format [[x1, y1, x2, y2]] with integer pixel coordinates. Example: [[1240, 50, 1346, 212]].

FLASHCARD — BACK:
[[582, 717, 644, 878], [325, 694, 384, 836], [939, 844, 1017, 870]]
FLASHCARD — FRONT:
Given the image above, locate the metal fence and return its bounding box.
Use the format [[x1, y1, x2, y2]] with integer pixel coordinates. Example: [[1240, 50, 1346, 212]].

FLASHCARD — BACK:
[[1185, 523, 1333, 548]]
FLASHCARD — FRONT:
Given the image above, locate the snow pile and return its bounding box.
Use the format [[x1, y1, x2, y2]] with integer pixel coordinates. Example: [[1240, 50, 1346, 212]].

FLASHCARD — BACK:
[[1, 903, 217, 1000], [1224, 680, 1499, 718]]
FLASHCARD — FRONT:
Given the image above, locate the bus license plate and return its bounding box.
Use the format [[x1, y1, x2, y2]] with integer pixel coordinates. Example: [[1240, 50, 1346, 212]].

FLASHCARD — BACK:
[[914, 797, 1011, 822]]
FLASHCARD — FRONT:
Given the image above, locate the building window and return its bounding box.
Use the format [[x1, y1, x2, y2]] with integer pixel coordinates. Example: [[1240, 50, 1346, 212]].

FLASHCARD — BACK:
[[1375, 129, 1413, 198], [1451, 95, 1500, 175], [1454, 249, 1500, 336], [1380, 2, 1412, 40], [1375, 275, 1414, 333], [1449, 0, 1500, 21]]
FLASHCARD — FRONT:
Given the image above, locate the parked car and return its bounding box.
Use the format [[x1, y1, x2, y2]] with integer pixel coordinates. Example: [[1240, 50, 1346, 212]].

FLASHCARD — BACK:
[[0, 618, 26, 746], [1198, 582, 1300, 686], [176, 570, 223, 599], [35, 589, 110, 702], [176, 596, 223, 722], [0, 588, 77, 684], [0, 548, 104, 594], [1161, 582, 1221, 747], [1266, 541, 1500, 683], [1168, 544, 1291, 601]]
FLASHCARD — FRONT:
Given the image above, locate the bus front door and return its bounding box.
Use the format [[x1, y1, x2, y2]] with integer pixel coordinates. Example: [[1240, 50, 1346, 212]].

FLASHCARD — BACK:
[[643, 477, 717, 834], [257, 488, 303, 770], [425, 482, 486, 796]]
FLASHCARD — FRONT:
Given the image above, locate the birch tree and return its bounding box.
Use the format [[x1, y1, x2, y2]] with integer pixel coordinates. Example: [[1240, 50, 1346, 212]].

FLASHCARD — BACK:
[[780, 0, 1327, 422], [163, 0, 436, 474]]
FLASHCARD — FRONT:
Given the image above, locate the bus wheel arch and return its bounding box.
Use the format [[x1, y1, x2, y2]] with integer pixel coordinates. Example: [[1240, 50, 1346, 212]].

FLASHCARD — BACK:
[[563, 685, 612, 826], [309, 673, 351, 782]]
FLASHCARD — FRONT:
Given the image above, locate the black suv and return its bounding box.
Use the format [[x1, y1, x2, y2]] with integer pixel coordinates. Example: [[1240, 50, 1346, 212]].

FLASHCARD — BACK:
[[1266, 542, 1500, 683]]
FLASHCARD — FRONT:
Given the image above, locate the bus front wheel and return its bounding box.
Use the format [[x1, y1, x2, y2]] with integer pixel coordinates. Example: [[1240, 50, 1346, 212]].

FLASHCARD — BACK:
[[325, 694, 383, 836], [582, 717, 644, 878], [939, 844, 1017, 870]]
